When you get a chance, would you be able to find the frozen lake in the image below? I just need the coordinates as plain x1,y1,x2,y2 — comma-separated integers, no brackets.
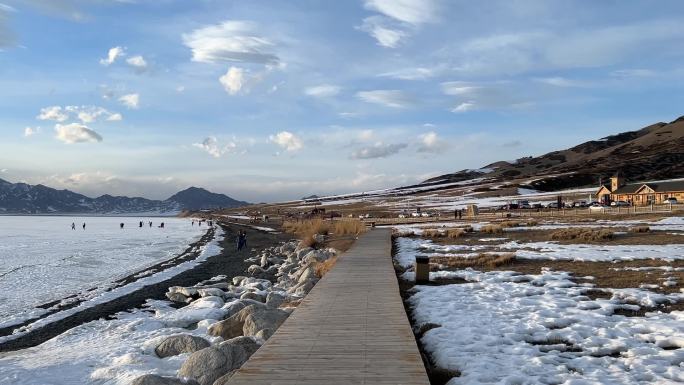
0,216,205,327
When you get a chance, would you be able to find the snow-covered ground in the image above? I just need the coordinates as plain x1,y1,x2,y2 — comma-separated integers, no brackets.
409,269,684,384
0,216,205,329
396,215,684,384
0,231,226,385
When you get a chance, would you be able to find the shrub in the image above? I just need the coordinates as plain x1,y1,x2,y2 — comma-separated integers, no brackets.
432,253,515,269
629,226,650,233
446,228,466,238
550,228,614,241
526,220,539,226
500,221,520,228
314,256,338,278
462,225,474,233
481,224,504,234
282,219,366,248
422,229,444,238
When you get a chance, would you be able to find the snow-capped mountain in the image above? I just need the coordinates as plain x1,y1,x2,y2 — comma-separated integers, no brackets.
0,180,248,214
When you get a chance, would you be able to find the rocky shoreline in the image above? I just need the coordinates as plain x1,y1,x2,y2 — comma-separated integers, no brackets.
129,231,338,385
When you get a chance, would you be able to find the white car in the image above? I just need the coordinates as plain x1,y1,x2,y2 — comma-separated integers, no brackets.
589,203,608,211
610,201,630,207
420,212,430,217
411,212,421,217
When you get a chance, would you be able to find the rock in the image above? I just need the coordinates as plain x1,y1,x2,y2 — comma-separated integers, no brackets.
240,292,265,303
179,337,260,385
198,288,226,298
207,315,244,340
169,286,198,297
232,276,247,286
130,374,199,385
211,372,235,385
242,307,289,337
295,247,314,259
255,328,275,340
260,253,269,268
155,334,210,358
191,296,225,308
288,279,315,296
166,291,190,303
265,292,285,309
313,233,325,244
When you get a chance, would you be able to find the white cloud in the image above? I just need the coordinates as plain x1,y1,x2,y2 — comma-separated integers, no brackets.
358,129,374,142
610,69,657,78
358,17,405,48
193,136,237,158
54,123,103,144
270,131,303,152
219,66,245,95
118,93,139,109
24,126,39,137
350,142,407,159
304,84,341,98
126,55,147,71
452,102,476,113
356,90,413,108
534,77,586,87
379,66,440,80
182,20,279,65
100,46,125,66
64,105,123,123
417,131,447,153
37,106,69,122
363,0,439,25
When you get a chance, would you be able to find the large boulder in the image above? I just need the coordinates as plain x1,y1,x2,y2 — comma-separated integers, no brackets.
207,315,244,340
130,374,199,385
240,291,265,303
242,307,289,338
178,337,260,385
169,286,198,297
265,292,286,309
166,292,190,303
232,276,247,286
154,334,210,358
198,288,226,298
211,373,234,385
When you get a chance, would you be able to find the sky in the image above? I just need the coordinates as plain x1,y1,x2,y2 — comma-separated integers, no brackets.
1,0,683,202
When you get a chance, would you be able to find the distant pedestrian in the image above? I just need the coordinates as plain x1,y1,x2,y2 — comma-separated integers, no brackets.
192,220,195,226
139,221,143,228
149,221,152,227
458,209,462,220
82,223,86,230
237,230,247,251
160,222,165,228
71,222,76,230
454,209,458,219
120,223,124,229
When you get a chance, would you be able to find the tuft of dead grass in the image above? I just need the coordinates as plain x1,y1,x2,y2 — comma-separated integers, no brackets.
282,219,366,247
446,228,466,238
550,228,614,242
630,225,650,233
314,256,338,278
526,220,539,226
422,229,444,238
431,253,516,269
500,220,520,228
481,224,504,234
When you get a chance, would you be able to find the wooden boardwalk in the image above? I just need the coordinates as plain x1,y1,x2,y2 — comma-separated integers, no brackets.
227,228,429,385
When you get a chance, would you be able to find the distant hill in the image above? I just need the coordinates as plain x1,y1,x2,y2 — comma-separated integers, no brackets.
424,115,684,191
168,187,248,210
0,179,248,214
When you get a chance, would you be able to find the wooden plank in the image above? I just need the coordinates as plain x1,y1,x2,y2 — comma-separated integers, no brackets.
227,228,429,385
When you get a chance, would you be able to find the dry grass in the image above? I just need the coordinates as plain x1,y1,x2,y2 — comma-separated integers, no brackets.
481,224,504,234
422,229,444,238
500,220,521,228
314,256,338,278
431,253,516,269
462,225,474,233
550,228,614,242
630,226,650,233
282,219,366,247
446,228,466,238
526,220,539,226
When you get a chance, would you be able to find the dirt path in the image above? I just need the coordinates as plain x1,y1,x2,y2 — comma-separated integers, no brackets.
0,222,290,352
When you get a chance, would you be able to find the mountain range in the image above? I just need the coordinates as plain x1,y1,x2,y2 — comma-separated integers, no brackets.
422,115,684,192
0,179,248,214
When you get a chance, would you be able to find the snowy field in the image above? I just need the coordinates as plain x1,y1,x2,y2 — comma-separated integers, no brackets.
396,216,684,384
0,216,206,329
0,236,225,385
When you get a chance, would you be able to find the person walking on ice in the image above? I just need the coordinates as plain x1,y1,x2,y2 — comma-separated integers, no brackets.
71,222,76,230
82,223,86,230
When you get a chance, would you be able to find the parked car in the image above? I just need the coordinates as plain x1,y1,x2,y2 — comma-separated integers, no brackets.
610,201,630,207
547,202,559,208
411,212,421,217
589,203,608,211
420,212,431,217
519,202,532,209
572,201,588,208
665,197,679,204
532,203,544,209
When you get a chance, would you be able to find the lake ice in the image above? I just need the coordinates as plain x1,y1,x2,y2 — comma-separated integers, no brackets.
0,216,205,328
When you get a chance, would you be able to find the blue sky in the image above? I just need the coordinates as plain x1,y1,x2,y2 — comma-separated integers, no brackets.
1,0,683,202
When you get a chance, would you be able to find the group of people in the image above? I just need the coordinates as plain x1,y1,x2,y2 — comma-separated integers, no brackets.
454,209,463,220
191,219,214,227
71,222,86,230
